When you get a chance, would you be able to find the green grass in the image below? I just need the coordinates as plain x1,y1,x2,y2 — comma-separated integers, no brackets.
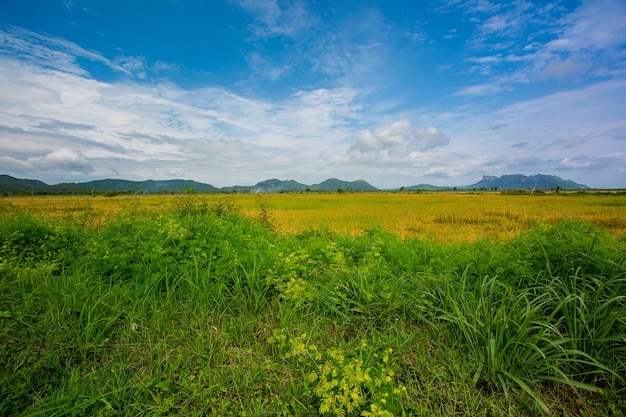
1,198,624,416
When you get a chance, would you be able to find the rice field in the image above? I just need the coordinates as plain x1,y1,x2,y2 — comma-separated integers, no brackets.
2,191,625,242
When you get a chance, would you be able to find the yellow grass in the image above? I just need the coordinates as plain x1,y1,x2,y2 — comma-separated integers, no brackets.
2,191,625,243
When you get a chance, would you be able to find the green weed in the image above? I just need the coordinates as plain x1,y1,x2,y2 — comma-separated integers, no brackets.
0,202,624,416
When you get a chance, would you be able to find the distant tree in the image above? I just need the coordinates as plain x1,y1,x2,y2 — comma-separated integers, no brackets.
336,188,345,194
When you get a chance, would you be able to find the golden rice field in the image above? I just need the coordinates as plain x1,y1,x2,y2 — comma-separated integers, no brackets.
2,191,625,243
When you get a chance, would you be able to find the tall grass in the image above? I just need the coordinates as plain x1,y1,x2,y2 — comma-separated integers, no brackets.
421,221,625,414
1,198,624,416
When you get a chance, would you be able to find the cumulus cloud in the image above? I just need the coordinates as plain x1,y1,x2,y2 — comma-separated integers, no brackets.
351,120,410,153
21,149,94,173
344,120,450,163
413,127,451,151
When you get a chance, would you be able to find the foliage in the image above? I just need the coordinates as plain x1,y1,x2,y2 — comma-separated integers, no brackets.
0,196,625,416
268,331,405,416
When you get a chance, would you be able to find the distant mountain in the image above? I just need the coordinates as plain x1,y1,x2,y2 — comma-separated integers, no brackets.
310,178,378,192
219,185,253,193
0,175,49,193
0,173,592,194
75,179,145,191
0,175,379,194
251,179,308,193
0,175,219,194
141,180,219,193
73,179,219,193
462,174,590,190
404,184,450,191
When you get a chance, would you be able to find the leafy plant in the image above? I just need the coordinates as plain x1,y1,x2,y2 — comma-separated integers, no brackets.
269,331,406,416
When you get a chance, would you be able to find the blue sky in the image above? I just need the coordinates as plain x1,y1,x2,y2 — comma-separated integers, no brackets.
1,0,625,188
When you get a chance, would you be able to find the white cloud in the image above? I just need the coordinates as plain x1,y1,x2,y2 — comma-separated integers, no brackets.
305,8,391,85
229,0,317,39
232,3,394,89
413,127,451,151
467,55,502,64
244,50,291,81
349,120,405,156
153,61,181,73
0,155,31,169
534,0,626,80
444,28,458,40
452,0,626,94
407,21,428,44
343,120,450,163
0,25,127,76
558,157,593,169
537,55,591,80
113,55,147,79
454,83,506,96
0,148,94,174
27,149,93,173
547,0,626,53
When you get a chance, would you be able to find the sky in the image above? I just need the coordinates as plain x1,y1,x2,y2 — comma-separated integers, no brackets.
0,0,625,189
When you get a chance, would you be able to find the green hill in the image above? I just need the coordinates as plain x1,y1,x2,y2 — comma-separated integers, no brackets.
310,178,378,192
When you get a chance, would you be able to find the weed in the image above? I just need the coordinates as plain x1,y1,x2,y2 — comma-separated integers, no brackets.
0,204,624,416
269,331,406,416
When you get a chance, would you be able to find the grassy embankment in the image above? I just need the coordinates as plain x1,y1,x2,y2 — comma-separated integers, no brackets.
1,192,625,416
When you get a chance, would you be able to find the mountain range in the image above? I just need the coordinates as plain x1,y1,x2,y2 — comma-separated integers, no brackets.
0,174,591,195
461,174,590,191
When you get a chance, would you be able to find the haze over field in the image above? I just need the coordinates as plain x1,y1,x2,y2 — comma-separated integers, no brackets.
1,0,625,188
